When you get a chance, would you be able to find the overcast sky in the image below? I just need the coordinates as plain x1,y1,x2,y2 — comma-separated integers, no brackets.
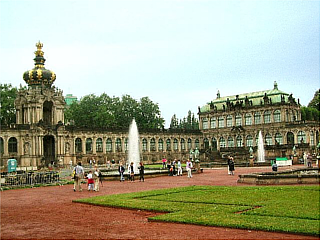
0,0,319,127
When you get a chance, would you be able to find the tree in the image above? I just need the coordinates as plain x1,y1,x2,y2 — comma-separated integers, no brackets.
0,84,18,125
307,89,320,110
169,111,199,130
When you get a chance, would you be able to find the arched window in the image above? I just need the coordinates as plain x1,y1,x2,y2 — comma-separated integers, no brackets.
187,138,192,150
236,135,243,147
211,137,217,150
273,110,281,123
218,116,224,128
298,131,306,143
235,114,242,126
75,138,82,153
125,138,129,152
310,131,314,146
202,118,208,129
86,138,93,153
227,115,233,127
8,137,18,153
166,139,171,151
227,136,234,148
173,138,179,151
106,138,112,152
245,113,252,126
96,138,103,152
195,139,200,149
204,138,209,149
246,135,253,147
158,139,163,151
254,112,261,124
265,133,272,146
150,138,156,151
264,110,271,124
287,132,294,145
0,137,4,154
180,138,185,150
142,138,147,151
210,117,216,128
116,138,122,152
275,133,283,145
219,137,226,148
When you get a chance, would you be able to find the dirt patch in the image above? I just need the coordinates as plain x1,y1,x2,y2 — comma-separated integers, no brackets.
1,166,317,239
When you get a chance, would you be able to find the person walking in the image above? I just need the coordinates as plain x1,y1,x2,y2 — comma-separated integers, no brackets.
93,166,101,192
186,159,193,178
138,162,145,182
177,159,183,176
162,158,167,169
73,162,84,192
228,157,235,175
118,162,125,182
129,162,135,182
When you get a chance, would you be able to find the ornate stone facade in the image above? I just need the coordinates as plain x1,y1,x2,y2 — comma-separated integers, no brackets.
0,43,318,169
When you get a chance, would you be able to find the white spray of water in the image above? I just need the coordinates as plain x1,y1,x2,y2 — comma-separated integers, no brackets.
257,130,265,162
128,119,140,173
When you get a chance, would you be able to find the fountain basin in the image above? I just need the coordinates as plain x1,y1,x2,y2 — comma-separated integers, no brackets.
237,168,319,185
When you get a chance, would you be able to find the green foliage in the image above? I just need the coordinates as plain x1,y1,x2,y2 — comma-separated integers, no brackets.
301,106,320,121
75,185,320,236
307,89,320,110
170,110,199,130
0,84,18,125
65,93,165,129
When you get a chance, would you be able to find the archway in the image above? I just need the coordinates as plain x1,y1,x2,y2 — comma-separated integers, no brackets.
287,132,294,145
43,135,55,166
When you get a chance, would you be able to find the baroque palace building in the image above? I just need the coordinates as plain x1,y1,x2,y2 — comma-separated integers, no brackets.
0,42,319,168
198,82,319,161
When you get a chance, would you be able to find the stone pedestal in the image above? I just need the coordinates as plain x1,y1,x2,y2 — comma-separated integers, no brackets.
249,157,254,167
293,156,298,164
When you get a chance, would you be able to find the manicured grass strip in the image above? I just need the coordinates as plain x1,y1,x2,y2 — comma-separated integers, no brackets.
74,185,319,236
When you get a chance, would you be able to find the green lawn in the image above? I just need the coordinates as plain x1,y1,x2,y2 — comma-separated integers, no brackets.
74,185,320,236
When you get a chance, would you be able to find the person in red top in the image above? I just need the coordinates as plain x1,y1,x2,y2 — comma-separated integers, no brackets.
87,171,94,191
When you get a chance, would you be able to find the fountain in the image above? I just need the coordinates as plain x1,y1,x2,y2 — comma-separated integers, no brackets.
128,119,140,173
257,130,265,162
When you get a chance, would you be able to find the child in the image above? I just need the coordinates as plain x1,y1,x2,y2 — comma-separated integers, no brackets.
87,171,94,191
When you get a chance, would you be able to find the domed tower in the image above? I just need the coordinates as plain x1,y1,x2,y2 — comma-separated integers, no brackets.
15,42,65,125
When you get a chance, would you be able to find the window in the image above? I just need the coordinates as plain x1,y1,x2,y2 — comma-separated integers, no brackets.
0,137,4,154
8,137,18,153
219,137,226,148
116,138,122,152
310,131,314,146
142,138,147,151
203,138,209,149
264,111,271,124
96,138,103,152
254,112,261,124
227,115,233,127
125,138,129,152
202,118,208,129
106,138,112,152
246,135,253,147
298,131,306,143
75,138,82,153
187,138,192,150
227,136,234,147
235,114,242,126
218,116,224,128
195,139,200,149
210,117,216,128
245,113,252,126
166,139,171,151
158,139,163,151
180,138,185,150
150,138,156,151
275,133,283,145
86,138,93,153
173,138,178,151
265,133,272,146
273,110,281,123
236,136,243,147
211,137,217,150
